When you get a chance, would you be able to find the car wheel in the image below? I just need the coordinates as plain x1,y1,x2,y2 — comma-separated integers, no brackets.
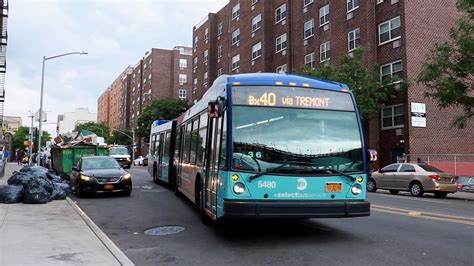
409,182,424,197
434,192,448,199
389,190,399,195
366,179,377,192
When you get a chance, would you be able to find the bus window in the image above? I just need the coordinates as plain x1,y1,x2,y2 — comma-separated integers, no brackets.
176,126,183,159
197,113,208,166
159,133,165,158
164,132,171,158
154,134,160,158
219,112,227,169
184,122,192,163
190,118,199,164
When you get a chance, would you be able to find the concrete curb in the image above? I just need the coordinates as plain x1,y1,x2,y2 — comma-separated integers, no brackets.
66,197,135,266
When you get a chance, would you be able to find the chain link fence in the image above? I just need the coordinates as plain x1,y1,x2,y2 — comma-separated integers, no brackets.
397,154,474,176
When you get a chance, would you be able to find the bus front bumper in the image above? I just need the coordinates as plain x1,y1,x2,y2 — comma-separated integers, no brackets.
223,200,370,218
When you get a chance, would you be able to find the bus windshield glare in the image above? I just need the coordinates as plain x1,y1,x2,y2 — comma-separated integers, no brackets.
232,86,363,174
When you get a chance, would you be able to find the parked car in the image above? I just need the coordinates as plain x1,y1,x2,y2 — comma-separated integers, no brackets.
367,163,457,198
70,156,132,197
133,156,146,166
457,176,474,192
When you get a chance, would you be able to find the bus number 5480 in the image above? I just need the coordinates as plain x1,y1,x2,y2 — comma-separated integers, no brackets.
258,181,277,189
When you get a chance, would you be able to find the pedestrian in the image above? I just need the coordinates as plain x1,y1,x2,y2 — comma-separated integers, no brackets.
3,149,9,162
16,150,21,165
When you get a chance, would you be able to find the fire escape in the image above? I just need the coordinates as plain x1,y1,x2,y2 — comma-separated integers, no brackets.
0,0,8,132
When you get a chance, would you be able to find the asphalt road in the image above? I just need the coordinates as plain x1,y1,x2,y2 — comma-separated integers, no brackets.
72,167,474,266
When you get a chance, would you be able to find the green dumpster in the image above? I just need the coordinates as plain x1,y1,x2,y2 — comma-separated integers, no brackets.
51,145,109,179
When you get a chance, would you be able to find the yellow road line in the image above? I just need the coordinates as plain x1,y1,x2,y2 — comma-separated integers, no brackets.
371,205,474,226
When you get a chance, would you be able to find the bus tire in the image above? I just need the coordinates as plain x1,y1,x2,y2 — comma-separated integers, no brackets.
153,164,158,184
173,168,182,197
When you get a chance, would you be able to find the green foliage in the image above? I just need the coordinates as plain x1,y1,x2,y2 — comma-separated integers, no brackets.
12,126,51,152
137,98,191,142
418,0,473,128
74,122,111,142
109,129,133,146
300,47,404,118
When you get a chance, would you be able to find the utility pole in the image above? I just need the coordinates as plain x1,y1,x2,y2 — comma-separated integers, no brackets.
28,114,34,166
132,128,135,163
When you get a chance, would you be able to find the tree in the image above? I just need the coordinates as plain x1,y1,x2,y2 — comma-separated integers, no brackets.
137,98,191,142
300,47,404,118
109,129,133,146
74,122,111,142
12,126,51,152
418,0,473,128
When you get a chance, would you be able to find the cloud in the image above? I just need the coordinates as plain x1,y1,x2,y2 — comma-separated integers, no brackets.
5,0,227,136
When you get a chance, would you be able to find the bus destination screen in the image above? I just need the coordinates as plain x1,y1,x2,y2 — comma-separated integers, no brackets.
232,86,355,111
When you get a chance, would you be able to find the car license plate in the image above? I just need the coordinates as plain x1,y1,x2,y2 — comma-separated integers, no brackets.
104,184,113,190
326,183,342,192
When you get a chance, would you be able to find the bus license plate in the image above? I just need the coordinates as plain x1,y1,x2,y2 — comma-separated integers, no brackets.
326,183,342,192
104,184,113,190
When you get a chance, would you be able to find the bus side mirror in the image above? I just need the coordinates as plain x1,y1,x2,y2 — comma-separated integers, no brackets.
367,149,378,163
208,97,226,118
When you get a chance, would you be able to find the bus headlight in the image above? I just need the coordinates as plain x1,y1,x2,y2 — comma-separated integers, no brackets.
351,184,362,195
233,182,245,194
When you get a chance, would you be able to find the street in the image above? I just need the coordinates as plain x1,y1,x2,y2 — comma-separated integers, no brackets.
71,167,474,266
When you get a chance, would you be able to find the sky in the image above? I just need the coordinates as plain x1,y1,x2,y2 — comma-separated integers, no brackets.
5,0,228,136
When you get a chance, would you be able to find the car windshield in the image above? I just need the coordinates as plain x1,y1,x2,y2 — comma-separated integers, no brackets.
418,164,444,172
109,147,129,155
82,157,121,170
232,106,364,174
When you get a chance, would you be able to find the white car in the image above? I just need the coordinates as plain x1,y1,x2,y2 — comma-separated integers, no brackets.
134,156,146,166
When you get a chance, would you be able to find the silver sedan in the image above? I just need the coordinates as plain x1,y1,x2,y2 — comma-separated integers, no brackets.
367,163,457,198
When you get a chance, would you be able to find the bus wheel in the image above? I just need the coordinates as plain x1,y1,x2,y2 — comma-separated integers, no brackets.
173,168,182,197
153,164,157,184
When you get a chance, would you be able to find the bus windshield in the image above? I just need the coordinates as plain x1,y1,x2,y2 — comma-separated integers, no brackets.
232,106,364,174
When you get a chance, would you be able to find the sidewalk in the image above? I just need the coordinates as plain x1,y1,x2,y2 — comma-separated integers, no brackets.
0,163,134,266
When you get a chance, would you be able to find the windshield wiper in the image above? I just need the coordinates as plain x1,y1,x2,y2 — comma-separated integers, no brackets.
248,161,317,182
316,167,356,181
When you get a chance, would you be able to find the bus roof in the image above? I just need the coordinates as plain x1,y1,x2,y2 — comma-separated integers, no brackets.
150,120,173,135
223,73,349,91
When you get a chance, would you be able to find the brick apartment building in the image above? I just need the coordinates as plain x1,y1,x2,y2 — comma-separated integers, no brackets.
193,0,474,174
98,46,193,130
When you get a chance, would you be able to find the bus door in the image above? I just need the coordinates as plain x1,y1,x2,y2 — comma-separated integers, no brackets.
176,125,185,188
204,114,225,214
161,132,171,180
158,132,165,179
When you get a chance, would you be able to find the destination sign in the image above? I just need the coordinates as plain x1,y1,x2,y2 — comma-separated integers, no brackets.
232,86,355,111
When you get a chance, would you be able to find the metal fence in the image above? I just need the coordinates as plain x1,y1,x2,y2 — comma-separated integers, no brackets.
397,154,474,176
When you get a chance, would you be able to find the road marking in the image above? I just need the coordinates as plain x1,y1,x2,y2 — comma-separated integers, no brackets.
372,204,474,226
370,192,453,205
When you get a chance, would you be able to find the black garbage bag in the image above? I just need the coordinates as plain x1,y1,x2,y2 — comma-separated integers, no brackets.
23,179,51,204
7,171,35,188
0,185,24,204
20,166,50,174
51,182,71,200
36,177,55,194
46,172,64,183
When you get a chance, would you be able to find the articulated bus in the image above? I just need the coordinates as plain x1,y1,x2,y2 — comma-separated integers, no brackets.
149,73,375,223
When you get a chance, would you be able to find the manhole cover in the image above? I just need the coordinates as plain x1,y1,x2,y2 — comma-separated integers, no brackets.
144,226,186,236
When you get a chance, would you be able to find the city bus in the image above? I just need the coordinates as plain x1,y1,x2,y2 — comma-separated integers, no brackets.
149,73,375,223
148,119,176,184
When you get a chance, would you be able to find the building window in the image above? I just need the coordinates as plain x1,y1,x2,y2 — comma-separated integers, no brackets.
275,4,287,24
304,0,314,7
379,16,401,45
204,72,208,85
276,64,287,73
148,74,152,80
347,0,359,12
319,4,329,26
252,0,258,5
276,34,287,53
179,74,187,84
320,41,331,62
204,50,209,63
232,28,240,45
304,19,315,39
217,68,223,76
179,89,187,99
304,52,315,68
232,3,240,20
193,57,198,69
381,60,403,81
194,36,198,48
204,28,209,41
252,42,262,60
252,14,262,32
232,54,240,71
348,28,361,52
179,59,187,68
382,104,404,129
217,22,223,36
194,78,198,85
218,45,223,58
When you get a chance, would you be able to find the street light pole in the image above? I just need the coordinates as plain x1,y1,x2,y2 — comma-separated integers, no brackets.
28,114,34,166
37,51,87,165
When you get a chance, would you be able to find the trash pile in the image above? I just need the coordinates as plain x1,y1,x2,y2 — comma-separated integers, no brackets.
0,166,71,204
53,130,100,147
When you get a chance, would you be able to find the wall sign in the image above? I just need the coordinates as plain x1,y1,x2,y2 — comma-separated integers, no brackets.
411,102,426,128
